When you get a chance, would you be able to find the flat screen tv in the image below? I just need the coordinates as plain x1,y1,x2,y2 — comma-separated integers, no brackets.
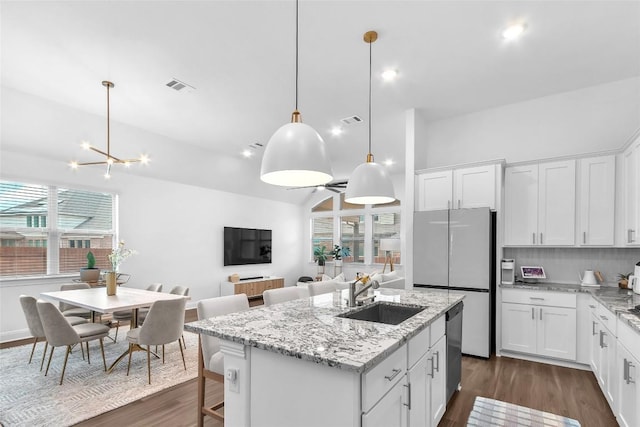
224,226,272,266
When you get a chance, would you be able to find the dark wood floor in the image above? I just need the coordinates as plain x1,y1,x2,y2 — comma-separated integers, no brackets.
5,307,617,426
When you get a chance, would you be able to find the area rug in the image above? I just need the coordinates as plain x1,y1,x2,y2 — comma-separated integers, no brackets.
0,328,199,427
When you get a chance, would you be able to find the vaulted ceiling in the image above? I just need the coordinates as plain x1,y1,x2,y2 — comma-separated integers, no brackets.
2,1,639,203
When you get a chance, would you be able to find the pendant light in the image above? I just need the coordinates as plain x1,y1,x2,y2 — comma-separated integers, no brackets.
70,81,149,179
345,31,395,205
260,0,333,187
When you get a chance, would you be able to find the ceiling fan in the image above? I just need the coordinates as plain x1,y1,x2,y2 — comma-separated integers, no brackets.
287,180,348,193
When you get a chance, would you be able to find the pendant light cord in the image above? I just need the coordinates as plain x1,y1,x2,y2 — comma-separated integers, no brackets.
295,0,299,112
106,83,111,157
368,38,372,156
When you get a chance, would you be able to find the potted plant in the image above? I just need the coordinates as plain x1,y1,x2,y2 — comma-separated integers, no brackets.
314,245,328,274
618,272,632,289
79,251,100,283
331,245,351,266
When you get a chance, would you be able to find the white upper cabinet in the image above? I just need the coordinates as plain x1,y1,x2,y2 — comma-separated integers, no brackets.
538,160,576,246
416,164,497,211
416,170,453,211
623,137,640,246
504,160,576,246
579,155,615,246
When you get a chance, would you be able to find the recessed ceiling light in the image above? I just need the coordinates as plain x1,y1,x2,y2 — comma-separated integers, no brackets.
330,127,343,136
242,149,253,158
381,69,398,82
383,159,394,166
502,23,526,41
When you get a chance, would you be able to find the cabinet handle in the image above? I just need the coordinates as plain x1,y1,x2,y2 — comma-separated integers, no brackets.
589,304,596,309
599,330,607,348
592,321,597,336
600,315,608,321
540,308,542,320
532,307,535,320
428,357,435,378
628,360,636,385
533,233,536,244
458,199,461,209
624,358,629,382
540,233,544,245
629,229,636,244
434,351,440,373
385,368,401,381
583,232,586,244
403,383,412,409
447,200,451,210
529,297,545,300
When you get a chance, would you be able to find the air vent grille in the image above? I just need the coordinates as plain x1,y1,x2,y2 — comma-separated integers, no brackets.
165,78,195,93
340,115,363,125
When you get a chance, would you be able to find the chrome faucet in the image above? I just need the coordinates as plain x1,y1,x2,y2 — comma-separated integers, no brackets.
348,277,380,307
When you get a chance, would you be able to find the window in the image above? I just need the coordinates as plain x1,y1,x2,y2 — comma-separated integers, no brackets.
0,181,115,278
373,213,401,265
312,217,333,257
340,215,365,263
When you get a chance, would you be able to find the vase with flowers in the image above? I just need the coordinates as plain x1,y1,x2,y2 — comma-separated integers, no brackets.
105,241,137,295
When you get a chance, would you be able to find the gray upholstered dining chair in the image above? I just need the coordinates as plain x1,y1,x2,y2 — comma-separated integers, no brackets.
125,297,187,384
196,294,250,424
59,283,92,319
113,283,163,341
169,286,190,349
307,281,337,296
36,300,110,385
263,286,309,306
19,295,88,371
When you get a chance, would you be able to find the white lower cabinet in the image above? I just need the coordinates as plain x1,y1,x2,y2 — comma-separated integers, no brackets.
616,340,639,427
363,315,447,427
362,378,408,427
501,289,576,361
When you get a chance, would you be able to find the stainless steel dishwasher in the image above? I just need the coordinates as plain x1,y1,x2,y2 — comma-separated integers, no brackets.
446,301,463,403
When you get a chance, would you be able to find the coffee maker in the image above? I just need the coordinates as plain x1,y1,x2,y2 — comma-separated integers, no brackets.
631,261,640,294
501,259,515,285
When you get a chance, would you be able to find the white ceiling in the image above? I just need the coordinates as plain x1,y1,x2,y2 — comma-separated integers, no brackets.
2,0,639,204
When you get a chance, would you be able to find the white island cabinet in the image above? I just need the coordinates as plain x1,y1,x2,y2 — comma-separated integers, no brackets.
185,289,463,427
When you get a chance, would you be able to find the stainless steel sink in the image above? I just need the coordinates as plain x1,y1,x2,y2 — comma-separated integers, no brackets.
337,302,427,325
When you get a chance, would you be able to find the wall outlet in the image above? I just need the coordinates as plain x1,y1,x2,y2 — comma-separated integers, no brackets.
226,368,239,393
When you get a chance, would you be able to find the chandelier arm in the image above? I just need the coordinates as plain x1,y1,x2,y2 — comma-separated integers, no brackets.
77,161,109,166
88,146,122,161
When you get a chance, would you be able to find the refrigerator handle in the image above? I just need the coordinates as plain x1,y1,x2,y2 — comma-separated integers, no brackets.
532,233,536,245
457,199,461,209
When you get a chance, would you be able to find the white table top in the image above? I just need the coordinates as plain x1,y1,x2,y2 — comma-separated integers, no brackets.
40,287,189,314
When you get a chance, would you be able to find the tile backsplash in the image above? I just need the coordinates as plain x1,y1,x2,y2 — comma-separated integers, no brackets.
503,247,640,286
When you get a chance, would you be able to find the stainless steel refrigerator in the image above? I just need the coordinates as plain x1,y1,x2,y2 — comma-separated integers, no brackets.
413,207,495,358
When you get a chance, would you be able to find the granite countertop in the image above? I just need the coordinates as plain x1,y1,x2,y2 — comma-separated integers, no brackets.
184,288,464,373
501,282,640,333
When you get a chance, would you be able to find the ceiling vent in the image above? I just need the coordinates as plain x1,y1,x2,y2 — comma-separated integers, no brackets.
165,78,195,93
340,115,363,125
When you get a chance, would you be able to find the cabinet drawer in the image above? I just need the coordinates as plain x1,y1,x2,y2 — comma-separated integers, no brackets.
362,344,407,412
430,315,445,347
502,289,576,308
408,325,430,369
596,303,616,336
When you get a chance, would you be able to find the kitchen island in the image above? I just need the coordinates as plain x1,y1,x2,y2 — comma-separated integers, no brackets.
185,288,464,427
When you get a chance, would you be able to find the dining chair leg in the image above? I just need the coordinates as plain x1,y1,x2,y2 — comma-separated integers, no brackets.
147,345,151,385
60,346,71,385
181,334,186,349
197,337,205,427
80,342,85,360
114,321,120,342
28,337,38,363
40,341,49,371
179,339,186,370
162,345,165,364
86,341,91,365
45,346,55,376
126,343,133,376
99,338,107,371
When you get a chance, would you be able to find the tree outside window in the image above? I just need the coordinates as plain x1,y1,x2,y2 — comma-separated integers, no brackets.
340,215,364,263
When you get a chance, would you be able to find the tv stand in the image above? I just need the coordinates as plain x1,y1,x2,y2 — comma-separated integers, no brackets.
220,277,284,299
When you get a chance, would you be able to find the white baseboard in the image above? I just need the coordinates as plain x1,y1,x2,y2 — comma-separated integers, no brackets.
1,328,32,344
498,350,592,371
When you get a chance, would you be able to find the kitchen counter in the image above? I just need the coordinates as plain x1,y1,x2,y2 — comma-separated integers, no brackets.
185,288,464,373
501,282,640,333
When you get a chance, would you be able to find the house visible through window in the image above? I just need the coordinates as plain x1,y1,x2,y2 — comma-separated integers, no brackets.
0,180,115,278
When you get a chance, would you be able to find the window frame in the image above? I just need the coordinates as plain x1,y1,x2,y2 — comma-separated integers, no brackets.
0,179,118,280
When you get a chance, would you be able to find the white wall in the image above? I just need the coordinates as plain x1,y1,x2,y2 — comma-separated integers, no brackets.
416,77,640,169
0,151,304,342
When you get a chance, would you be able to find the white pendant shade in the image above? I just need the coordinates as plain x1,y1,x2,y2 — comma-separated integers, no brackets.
260,121,333,187
345,161,395,205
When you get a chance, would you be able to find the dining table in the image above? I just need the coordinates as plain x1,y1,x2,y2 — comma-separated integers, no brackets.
40,286,190,372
